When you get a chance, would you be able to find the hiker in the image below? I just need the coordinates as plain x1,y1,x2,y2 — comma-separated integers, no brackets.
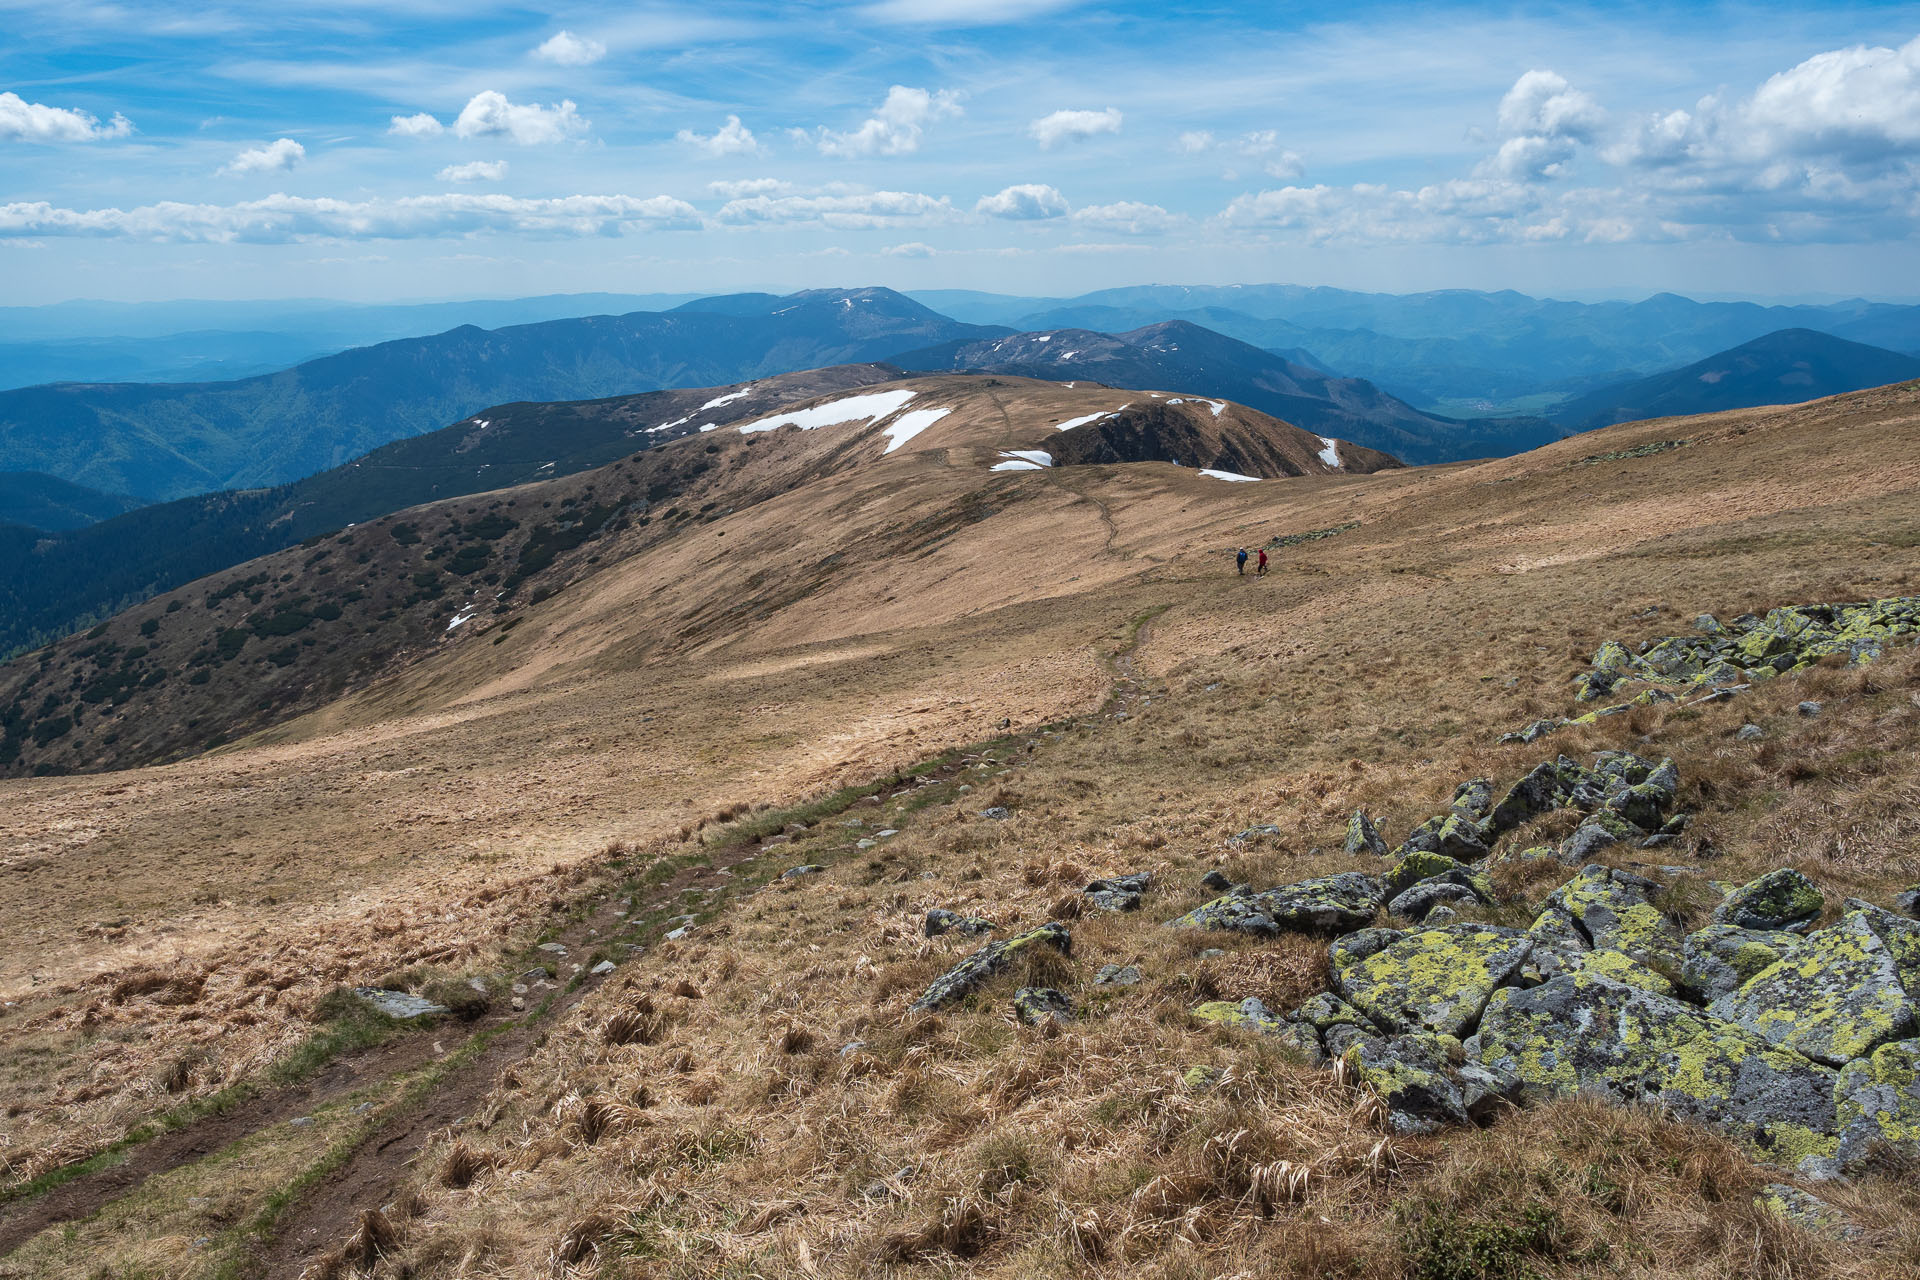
1256,548,1269,575
1235,547,1249,575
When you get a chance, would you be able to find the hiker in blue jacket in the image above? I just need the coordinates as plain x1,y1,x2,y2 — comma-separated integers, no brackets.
1235,547,1249,575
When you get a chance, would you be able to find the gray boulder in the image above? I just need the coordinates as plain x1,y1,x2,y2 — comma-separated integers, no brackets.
1084,872,1151,912
1834,1037,1920,1173
1343,810,1388,856
925,908,994,938
1012,987,1075,1026
1331,922,1534,1038
910,922,1071,1012
1163,873,1383,937
1680,924,1802,1002
1713,868,1824,934
1388,872,1488,923
1341,1032,1468,1135
1709,910,1917,1066
1546,864,1685,976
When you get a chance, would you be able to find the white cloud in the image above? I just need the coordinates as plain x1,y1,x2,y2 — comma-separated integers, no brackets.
453,91,588,145
707,177,791,198
860,0,1083,24
715,189,956,229
0,92,131,143
0,192,701,242
677,115,761,157
438,160,507,183
1480,69,1604,180
1176,130,1215,155
219,138,304,176
1072,200,1181,235
816,86,962,157
534,30,606,67
389,113,445,138
974,183,1069,220
882,241,937,257
1028,107,1122,149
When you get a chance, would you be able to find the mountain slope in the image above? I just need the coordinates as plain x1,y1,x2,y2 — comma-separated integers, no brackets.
0,472,143,532
0,288,1005,502
896,319,1560,463
0,365,903,657
0,374,1389,776
1553,328,1920,429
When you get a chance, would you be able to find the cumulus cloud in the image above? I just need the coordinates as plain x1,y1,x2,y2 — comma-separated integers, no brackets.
882,241,937,257
220,138,304,176
1028,107,1121,149
388,112,444,138
391,93,588,146
0,192,701,242
438,160,507,182
1480,69,1604,180
677,115,761,157
1072,200,1181,234
974,183,1069,220
715,189,956,228
0,92,132,142
534,30,606,66
1176,130,1214,154
707,177,792,198
815,86,962,157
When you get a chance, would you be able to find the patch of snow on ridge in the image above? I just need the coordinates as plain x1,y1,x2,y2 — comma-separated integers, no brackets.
999,450,1052,466
1207,400,1227,416
736,389,919,435
446,605,479,632
991,459,1044,471
471,418,490,429
647,414,693,434
881,407,953,454
1052,405,1130,431
1317,436,1341,468
1199,468,1261,482
698,387,754,411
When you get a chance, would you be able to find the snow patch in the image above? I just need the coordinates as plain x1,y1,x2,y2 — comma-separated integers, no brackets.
736,389,919,435
881,407,953,453
998,449,1053,466
446,606,479,633
1206,400,1227,416
698,386,753,411
648,414,693,433
1199,468,1261,483
1317,436,1341,468
697,423,720,432
470,418,490,429
1035,333,1051,342
991,460,1045,471
1052,404,1131,431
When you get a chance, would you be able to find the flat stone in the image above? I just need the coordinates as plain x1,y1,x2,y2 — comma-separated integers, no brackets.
353,987,449,1020
925,908,994,938
1834,1037,1920,1173
1713,869,1824,934
1094,964,1142,986
1709,910,1917,1067
781,864,825,879
1012,986,1074,1025
590,960,617,976
1333,923,1534,1038
1681,924,1802,1002
910,922,1072,1012
1163,873,1383,937
979,807,1012,820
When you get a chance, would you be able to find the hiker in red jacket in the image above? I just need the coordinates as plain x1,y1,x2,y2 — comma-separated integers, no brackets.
1256,548,1269,576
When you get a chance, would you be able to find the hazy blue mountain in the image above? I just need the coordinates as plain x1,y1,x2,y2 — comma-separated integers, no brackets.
0,472,144,532
1552,329,1920,430
0,288,1004,502
893,319,1562,464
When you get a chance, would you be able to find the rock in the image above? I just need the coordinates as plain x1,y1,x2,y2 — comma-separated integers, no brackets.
910,922,1072,1012
1499,718,1563,746
1344,810,1388,856
1085,872,1151,912
1547,864,1685,975
856,839,877,849
925,908,994,938
1603,758,1679,830
1342,1033,1468,1134
1199,869,1235,892
1488,758,1578,832
538,943,569,956
1163,873,1384,937
288,1115,315,1128
1473,970,1838,1164
1183,1064,1222,1091
1834,1037,1920,1173
1736,724,1765,741
781,865,825,880
1292,992,1374,1035
1451,777,1496,822
1797,701,1823,717
1457,1060,1523,1123
762,834,792,847
1193,996,1288,1034
1387,876,1485,923
353,987,449,1020
1384,851,1467,895
664,926,689,941
510,995,525,1011
1713,869,1824,934
1332,923,1534,1038
980,806,1012,821
1756,1184,1861,1240
1012,987,1075,1026
1228,823,1282,845
876,829,899,839
1425,906,1460,926
1681,924,1803,1002
1694,613,1723,633
1094,964,1142,986
1895,887,1920,920
1557,820,1622,864
1709,910,1917,1066
590,960,617,976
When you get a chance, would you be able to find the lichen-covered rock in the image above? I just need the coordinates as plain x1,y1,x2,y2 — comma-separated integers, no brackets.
1328,927,1405,976
1343,1033,1468,1134
1163,873,1384,937
1487,757,1585,832
354,988,448,1020
1332,923,1534,1038
1682,924,1803,1002
1473,970,1838,1164
1451,778,1496,822
1757,1184,1860,1239
1558,819,1622,864
1709,911,1917,1067
1396,813,1490,862
1385,851,1467,896
1344,810,1388,856
1894,887,1920,920
1547,864,1686,977
1292,992,1374,1035
1084,871,1151,912
1714,869,1824,934
1193,996,1287,1033
1012,987,1074,1025
1388,876,1485,923
1182,1064,1221,1091
1603,758,1679,830
1834,1037,1920,1172
1094,963,1142,986
910,922,1071,1012
925,908,994,938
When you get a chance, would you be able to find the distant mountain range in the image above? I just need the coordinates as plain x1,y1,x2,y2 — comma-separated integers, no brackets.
0,289,1006,502
895,320,1561,464
1552,329,1920,429
0,472,143,532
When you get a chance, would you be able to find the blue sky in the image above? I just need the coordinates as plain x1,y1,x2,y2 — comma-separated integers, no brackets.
2,1,1918,303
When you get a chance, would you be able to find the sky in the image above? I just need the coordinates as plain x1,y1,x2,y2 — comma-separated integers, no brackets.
2,0,1919,304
